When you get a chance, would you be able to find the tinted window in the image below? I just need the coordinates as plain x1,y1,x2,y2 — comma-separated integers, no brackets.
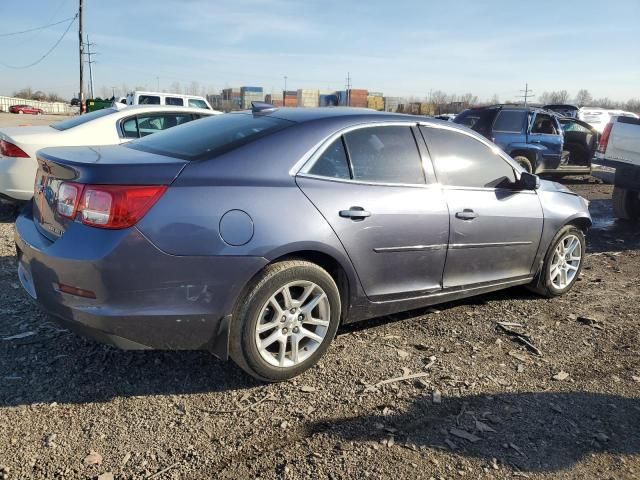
166,97,184,106
188,99,209,109
309,138,350,179
122,113,194,139
531,113,557,134
139,95,160,105
453,109,497,137
343,126,424,184
51,108,116,131
492,110,525,133
423,127,516,188
128,113,293,160
122,117,138,138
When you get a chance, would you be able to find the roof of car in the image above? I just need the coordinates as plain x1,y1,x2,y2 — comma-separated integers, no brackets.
113,104,222,115
462,104,552,114
231,106,439,124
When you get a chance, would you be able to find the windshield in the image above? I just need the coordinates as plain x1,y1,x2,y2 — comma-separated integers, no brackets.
127,113,294,160
453,109,497,138
51,108,116,131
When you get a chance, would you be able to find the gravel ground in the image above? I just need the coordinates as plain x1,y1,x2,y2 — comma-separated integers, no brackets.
0,176,639,480
0,112,69,127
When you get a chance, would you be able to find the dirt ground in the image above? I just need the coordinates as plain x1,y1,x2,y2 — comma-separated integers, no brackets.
0,112,69,128
0,170,638,479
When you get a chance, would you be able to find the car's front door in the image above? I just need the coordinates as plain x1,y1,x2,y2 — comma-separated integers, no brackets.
528,112,564,170
297,125,450,300
420,125,544,288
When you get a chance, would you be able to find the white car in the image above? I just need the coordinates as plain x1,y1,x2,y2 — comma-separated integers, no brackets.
0,105,221,201
124,91,213,110
579,107,639,133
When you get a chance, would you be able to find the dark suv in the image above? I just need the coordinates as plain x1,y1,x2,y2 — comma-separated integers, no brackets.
454,106,595,175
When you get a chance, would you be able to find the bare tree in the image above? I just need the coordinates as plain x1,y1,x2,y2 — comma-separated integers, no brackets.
574,89,593,107
169,81,182,94
189,81,200,95
460,93,478,106
490,93,500,105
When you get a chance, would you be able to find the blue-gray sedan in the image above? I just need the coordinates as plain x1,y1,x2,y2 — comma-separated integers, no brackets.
15,106,591,381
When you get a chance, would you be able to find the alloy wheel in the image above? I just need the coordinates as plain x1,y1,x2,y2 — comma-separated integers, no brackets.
254,281,330,367
549,234,582,289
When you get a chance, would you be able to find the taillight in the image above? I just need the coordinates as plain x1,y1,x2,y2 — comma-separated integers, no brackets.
597,123,613,154
56,182,166,229
0,139,29,158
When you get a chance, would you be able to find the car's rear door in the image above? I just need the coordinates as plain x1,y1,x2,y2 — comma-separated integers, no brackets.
420,125,544,288
296,124,449,300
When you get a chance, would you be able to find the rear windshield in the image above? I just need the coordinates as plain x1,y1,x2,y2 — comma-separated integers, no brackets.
126,113,294,160
51,108,116,131
453,109,497,137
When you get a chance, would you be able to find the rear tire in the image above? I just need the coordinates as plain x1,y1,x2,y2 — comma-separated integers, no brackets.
229,260,341,382
612,186,640,221
528,225,585,298
513,155,533,173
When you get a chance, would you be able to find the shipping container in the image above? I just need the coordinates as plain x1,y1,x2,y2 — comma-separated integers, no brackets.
296,89,319,108
241,86,263,93
319,94,339,107
367,96,384,111
384,97,401,112
283,95,298,107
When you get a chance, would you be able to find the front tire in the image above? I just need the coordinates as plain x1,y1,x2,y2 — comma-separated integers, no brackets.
528,225,585,297
229,260,341,381
513,155,533,173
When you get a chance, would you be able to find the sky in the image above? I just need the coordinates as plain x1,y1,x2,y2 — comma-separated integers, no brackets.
0,0,639,102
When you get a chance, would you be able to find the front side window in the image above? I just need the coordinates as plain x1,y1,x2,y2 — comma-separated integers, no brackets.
343,126,425,184
531,113,557,134
492,110,526,133
166,97,184,106
138,95,160,105
309,138,350,179
188,99,209,109
423,127,516,188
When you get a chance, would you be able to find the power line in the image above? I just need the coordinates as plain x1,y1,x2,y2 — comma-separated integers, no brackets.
0,13,78,69
0,15,77,37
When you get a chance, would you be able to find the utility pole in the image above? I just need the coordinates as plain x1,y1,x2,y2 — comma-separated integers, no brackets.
345,72,351,106
85,34,96,99
156,76,160,91
283,75,287,93
518,82,535,107
78,0,84,112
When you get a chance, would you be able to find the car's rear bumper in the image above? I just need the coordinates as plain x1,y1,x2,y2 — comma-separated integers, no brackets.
0,155,37,201
15,204,269,358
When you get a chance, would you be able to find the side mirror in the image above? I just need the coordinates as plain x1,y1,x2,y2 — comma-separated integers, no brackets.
517,171,540,190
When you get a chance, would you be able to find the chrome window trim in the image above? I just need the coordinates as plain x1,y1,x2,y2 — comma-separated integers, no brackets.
290,121,431,186
296,172,442,190
449,241,533,249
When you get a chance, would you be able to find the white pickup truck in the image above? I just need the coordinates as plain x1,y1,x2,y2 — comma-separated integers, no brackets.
594,116,640,220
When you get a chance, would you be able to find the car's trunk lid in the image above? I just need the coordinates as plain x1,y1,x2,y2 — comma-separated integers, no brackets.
33,145,187,241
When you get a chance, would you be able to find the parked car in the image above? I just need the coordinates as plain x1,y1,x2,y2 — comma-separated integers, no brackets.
0,105,220,201
543,104,579,118
594,115,640,220
579,107,639,133
125,91,213,110
15,106,591,381
434,113,456,121
9,105,43,115
454,105,592,175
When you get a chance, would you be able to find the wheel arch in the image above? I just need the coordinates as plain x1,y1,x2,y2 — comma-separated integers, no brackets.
566,215,592,232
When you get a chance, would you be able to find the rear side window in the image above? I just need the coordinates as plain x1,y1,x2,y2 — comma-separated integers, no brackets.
343,126,425,184
122,113,195,139
492,110,526,133
423,127,515,188
127,113,293,160
166,97,184,106
309,138,350,179
188,99,209,109
139,95,160,105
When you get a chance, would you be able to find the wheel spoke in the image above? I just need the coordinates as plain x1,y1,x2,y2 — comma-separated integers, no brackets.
260,330,281,350
560,269,568,287
567,264,578,272
302,317,330,327
302,293,326,314
290,336,300,363
281,286,294,309
278,338,286,367
257,320,280,334
299,327,323,343
297,284,315,306
550,265,560,281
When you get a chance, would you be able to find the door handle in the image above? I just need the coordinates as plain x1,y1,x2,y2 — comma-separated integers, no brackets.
455,209,478,220
339,206,371,220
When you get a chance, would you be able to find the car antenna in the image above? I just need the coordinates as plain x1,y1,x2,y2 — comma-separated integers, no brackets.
251,101,278,114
